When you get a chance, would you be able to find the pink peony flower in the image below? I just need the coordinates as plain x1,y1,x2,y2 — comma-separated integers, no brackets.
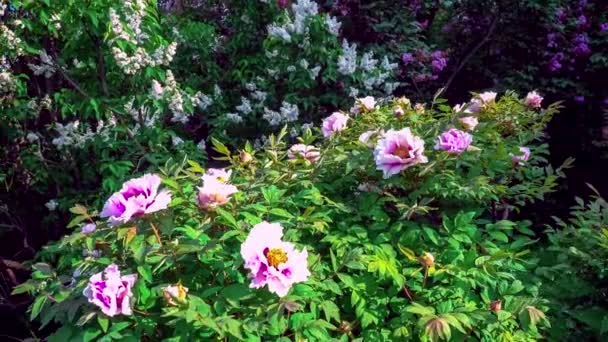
357,96,376,112
240,221,310,297
100,174,172,226
197,170,238,210
478,91,497,105
373,128,428,179
288,144,320,163
458,116,479,131
322,112,349,138
435,128,473,154
511,147,531,166
524,91,543,109
83,264,137,317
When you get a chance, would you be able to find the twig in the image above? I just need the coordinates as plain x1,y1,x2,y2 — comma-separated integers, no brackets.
443,15,499,94
95,38,110,97
55,63,92,100
150,222,163,246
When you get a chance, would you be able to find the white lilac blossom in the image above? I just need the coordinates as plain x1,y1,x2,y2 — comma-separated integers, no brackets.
381,56,398,71
299,59,309,69
309,66,321,79
292,0,318,34
171,135,184,146
251,90,268,102
245,83,257,91
226,113,244,124
197,139,206,151
27,50,56,78
286,65,296,73
325,16,341,36
360,52,378,72
236,97,253,114
192,92,213,110
45,199,58,211
268,24,291,42
280,101,299,123
0,71,15,93
263,108,282,126
349,87,359,98
301,122,314,131
150,80,164,99
26,132,39,143
1,25,24,55
265,49,279,59
338,40,358,75
52,120,113,149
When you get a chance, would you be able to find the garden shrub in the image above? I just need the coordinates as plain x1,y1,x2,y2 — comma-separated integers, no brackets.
535,191,608,340
15,92,571,341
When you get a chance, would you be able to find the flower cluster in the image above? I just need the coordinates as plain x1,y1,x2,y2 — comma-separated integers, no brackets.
401,49,449,83
51,119,115,149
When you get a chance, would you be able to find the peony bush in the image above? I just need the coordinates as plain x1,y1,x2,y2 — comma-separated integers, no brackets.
16,92,575,341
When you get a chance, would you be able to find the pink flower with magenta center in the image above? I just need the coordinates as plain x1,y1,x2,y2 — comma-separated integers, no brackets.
83,264,137,317
458,116,479,131
198,169,238,210
100,174,172,226
288,144,320,163
435,128,473,154
373,128,428,179
524,91,543,109
322,112,349,138
241,221,310,297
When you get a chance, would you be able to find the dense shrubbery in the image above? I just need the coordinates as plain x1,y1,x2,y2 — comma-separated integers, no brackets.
1,0,608,341
17,94,569,341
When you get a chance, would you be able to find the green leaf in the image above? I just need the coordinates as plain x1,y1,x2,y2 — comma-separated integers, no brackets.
216,207,239,229
270,208,294,219
98,315,109,333
406,303,435,316
489,231,509,243
30,296,47,320
321,301,340,323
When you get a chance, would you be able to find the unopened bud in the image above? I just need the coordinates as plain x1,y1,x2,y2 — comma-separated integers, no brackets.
240,151,252,163
163,283,188,306
418,252,435,268
490,300,502,312
394,105,405,117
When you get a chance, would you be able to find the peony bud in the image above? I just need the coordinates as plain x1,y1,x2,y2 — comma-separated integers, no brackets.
490,300,502,312
240,151,252,163
418,252,435,268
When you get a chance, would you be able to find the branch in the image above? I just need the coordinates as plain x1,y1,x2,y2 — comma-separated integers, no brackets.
443,15,499,94
95,38,110,97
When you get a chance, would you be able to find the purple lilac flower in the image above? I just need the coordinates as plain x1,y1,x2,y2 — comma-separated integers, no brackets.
600,23,608,32
546,33,558,48
100,174,172,226
434,129,473,154
574,95,585,103
577,15,587,28
401,53,415,65
431,58,447,74
549,54,563,72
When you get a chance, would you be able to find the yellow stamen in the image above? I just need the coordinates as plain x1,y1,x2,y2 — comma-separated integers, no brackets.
266,248,288,268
